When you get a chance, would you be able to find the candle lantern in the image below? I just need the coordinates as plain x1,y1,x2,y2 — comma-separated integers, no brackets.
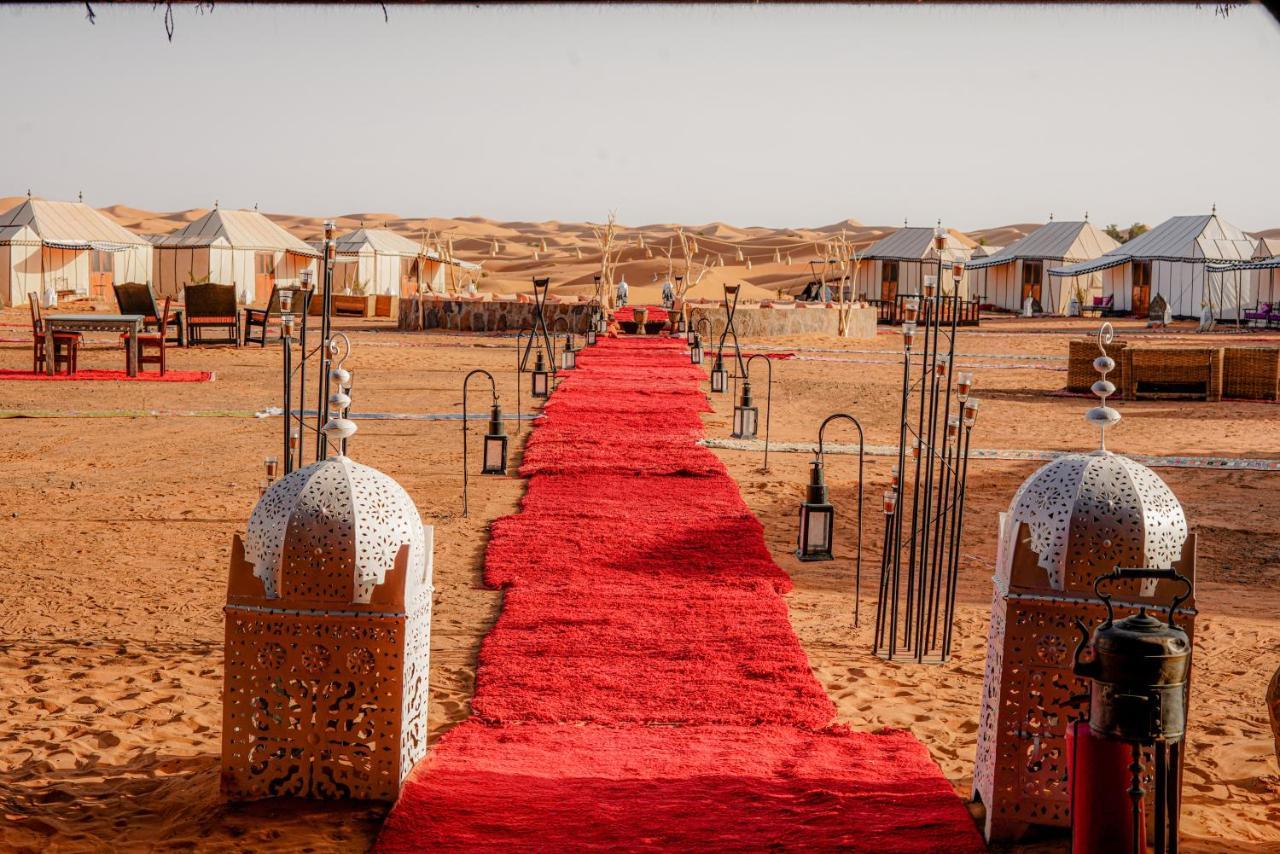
951,259,966,283
972,324,1197,844
956,371,974,401
585,324,598,346
934,224,948,252
223,416,433,802
483,401,509,475
710,353,728,393
903,297,920,324
560,333,577,371
796,459,835,561
531,351,549,398
690,333,704,365
923,275,937,299
902,321,917,350
731,379,758,439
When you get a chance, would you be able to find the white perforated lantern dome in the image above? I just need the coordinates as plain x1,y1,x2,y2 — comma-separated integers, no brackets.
223,454,433,802
243,455,429,606
994,450,1188,596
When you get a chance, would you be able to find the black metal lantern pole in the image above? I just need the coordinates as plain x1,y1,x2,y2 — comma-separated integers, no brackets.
461,368,508,517
314,220,337,461
795,413,866,625
874,227,976,663
278,272,319,475
519,276,556,377
712,284,745,395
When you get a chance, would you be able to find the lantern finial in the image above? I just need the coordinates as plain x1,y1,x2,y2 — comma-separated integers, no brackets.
1084,322,1121,452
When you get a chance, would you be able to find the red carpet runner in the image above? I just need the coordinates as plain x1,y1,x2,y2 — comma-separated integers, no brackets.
379,336,984,852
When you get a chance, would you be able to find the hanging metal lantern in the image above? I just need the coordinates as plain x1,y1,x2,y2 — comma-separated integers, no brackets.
560,333,577,371
586,324,598,346
690,333,704,365
796,459,835,561
482,401,509,475
710,353,728,393
531,351,549,398
731,379,758,439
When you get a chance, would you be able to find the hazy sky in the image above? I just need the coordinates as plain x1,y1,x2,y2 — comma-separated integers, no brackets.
2,4,1278,231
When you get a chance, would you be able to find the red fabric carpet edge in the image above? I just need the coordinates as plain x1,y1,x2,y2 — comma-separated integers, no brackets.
0,369,213,383
378,335,984,852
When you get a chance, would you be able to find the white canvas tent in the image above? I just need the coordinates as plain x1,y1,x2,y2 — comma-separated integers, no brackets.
1049,213,1256,319
0,197,153,307
967,221,1119,313
151,207,319,304
854,227,977,300
329,228,480,296
1205,239,1280,323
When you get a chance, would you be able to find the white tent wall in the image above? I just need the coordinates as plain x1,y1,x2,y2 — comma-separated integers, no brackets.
114,244,153,286
1252,266,1280,307
1098,262,1207,318
153,246,213,299
854,257,970,301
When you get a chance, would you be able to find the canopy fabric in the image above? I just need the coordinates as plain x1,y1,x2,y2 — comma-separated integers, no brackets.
152,208,319,256
0,198,150,248
1207,256,1280,272
1048,254,1133,277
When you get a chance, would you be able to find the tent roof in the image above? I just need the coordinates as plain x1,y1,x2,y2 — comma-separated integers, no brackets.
1253,237,1280,259
967,221,1120,270
0,198,150,249
1207,255,1280,272
863,227,975,260
334,227,425,256
152,208,319,256
1050,214,1256,276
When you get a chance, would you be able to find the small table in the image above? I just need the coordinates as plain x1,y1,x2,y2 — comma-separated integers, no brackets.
44,314,144,376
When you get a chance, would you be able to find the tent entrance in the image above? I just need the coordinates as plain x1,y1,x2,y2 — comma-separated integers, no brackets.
1132,261,1152,315
254,252,275,304
880,261,899,301
1021,260,1043,306
89,249,114,300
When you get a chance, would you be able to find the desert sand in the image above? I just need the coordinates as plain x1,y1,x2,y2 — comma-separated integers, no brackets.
1,204,1278,852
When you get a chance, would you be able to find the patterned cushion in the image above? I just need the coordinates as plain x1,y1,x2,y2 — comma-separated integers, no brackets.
189,315,238,323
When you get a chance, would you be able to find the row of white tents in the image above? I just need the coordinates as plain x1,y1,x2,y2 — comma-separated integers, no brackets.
0,197,479,308
854,212,1273,319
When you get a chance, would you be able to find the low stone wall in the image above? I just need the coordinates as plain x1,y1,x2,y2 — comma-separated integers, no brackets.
398,294,593,333
396,295,877,340
685,304,877,339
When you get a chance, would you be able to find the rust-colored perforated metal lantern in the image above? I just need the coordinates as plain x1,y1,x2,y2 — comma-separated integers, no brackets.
972,450,1196,842
222,455,433,802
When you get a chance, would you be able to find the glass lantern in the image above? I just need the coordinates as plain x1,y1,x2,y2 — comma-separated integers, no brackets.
934,224,948,252
902,297,919,324
280,287,294,313
951,259,966,283
902,321,917,351
531,351,550,398
731,380,758,440
561,334,577,371
710,354,728,393
796,459,835,561
923,275,937,299
963,397,980,429
586,325,597,346
956,371,974,402
690,334,704,365
483,401,508,475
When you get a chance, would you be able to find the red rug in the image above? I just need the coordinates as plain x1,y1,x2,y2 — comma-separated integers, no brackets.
0,369,214,383
613,304,670,323
378,337,984,852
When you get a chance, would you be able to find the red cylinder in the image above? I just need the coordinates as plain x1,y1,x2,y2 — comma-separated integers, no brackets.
1068,720,1146,854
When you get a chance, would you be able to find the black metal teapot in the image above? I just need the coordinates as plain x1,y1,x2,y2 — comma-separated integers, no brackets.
1073,567,1193,744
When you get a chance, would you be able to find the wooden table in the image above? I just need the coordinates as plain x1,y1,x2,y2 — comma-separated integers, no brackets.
44,313,144,376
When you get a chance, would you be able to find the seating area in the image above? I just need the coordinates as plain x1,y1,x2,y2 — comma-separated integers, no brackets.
1081,295,1115,316
1243,303,1280,328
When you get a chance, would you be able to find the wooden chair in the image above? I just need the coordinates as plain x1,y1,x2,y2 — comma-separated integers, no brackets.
29,294,81,374
243,287,311,346
131,297,173,375
114,282,185,346
183,283,240,346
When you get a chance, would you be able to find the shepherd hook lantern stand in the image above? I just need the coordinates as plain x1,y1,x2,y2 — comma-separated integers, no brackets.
461,369,507,517
796,413,866,625
735,353,775,471
874,232,979,664
691,317,713,366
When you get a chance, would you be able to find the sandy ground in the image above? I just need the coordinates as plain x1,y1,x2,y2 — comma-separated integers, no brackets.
0,307,1277,852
